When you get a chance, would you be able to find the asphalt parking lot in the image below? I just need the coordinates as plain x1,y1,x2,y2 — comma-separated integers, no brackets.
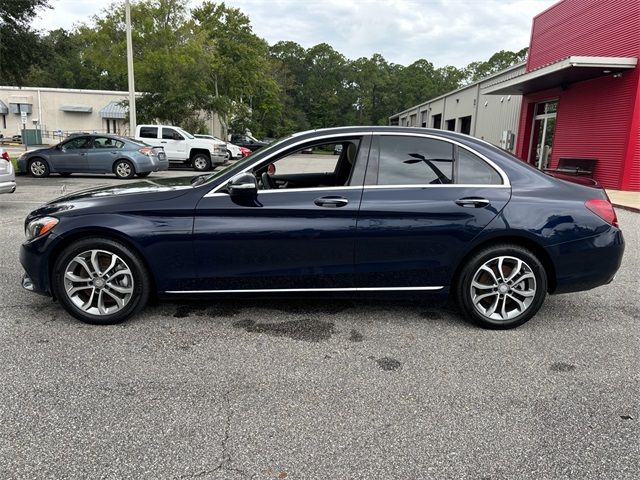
1,171,638,479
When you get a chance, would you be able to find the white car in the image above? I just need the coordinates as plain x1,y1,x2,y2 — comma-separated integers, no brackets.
0,148,16,194
194,134,242,160
134,125,226,172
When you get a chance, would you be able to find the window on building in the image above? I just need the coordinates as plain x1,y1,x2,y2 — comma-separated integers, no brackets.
432,114,442,129
459,116,472,135
377,136,454,185
445,119,456,131
409,114,417,126
421,111,428,127
455,148,502,185
139,126,158,139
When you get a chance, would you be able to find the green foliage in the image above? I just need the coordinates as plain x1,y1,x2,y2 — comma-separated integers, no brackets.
12,0,528,137
0,0,51,85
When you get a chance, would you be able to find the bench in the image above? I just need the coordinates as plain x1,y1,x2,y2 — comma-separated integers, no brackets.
544,157,597,177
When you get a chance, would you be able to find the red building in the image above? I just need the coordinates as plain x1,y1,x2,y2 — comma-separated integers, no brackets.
486,0,640,191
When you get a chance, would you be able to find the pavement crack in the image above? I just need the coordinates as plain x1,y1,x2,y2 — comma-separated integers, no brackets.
217,388,253,479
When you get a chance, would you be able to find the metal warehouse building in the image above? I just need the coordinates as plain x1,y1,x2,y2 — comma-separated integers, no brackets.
391,0,640,192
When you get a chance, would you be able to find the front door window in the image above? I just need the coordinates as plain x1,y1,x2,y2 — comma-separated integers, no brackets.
529,100,557,170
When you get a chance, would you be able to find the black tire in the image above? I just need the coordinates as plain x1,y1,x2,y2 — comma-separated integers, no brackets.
191,153,211,172
51,237,151,325
29,158,50,178
455,244,547,329
226,150,232,160
60,172,72,177
113,159,135,179
137,172,151,178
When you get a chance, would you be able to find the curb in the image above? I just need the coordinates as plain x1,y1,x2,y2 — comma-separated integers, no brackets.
612,203,640,214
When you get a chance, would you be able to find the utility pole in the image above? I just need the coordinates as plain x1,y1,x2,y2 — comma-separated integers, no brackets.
125,0,137,135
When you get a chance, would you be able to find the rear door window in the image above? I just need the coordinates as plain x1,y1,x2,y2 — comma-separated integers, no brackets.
455,148,502,185
377,136,453,185
139,127,158,139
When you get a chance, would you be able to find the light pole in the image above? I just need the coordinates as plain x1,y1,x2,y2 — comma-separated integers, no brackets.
125,0,137,135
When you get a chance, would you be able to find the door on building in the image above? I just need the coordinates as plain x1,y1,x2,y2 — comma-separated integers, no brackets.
528,100,557,170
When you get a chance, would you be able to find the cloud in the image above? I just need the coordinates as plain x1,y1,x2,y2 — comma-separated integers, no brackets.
32,0,557,67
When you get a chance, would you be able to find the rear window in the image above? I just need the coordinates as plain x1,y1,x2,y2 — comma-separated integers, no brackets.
139,127,158,139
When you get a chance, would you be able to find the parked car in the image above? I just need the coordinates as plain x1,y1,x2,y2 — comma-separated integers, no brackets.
19,126,624,328
135,125,226,171
0,148,16,194
16,134,168,179
229,133,268,152
11,134,22,143
194,134,241,160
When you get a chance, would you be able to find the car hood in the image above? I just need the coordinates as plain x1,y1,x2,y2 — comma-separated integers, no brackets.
28,176,196,219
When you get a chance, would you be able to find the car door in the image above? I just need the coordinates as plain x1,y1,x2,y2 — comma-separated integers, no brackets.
354,134,511,289
191,136,370,291
86,136,123,173
51,136,91,172
161,127,187,161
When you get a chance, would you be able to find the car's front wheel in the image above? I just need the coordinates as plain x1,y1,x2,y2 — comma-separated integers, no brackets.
29,158,50,178
456,244,547,329
191,153,211,172
52,238,151,325
114,159,135,179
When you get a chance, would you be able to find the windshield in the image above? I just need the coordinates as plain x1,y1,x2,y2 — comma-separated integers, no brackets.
177,127,195,139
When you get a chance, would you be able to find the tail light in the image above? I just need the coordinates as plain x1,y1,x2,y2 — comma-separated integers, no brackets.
585,199,618,228
1,151,9,161
138,147,154,156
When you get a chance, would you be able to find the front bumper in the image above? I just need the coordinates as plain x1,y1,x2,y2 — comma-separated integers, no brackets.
19,233,58,297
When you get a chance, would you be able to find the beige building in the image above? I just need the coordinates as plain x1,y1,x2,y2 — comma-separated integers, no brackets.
389,62,526,151
0,86,225,144
0,86,135,142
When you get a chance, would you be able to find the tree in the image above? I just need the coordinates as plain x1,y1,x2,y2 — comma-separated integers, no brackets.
0,0,51,85
464,48,528,83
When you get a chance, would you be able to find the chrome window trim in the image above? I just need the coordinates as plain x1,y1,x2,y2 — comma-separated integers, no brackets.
364,184,509,189
259,186,363,194
204,130,511,197
165,286,444,294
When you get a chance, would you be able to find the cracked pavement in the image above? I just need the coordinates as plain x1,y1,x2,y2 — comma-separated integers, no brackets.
1,173,639,479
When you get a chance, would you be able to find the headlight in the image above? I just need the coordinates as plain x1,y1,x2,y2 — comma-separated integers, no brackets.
25,216,59,241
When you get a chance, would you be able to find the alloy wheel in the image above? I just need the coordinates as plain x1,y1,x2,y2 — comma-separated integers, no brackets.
194,157,208,170
470,255,536,321
116,162,132,178
30,161,46,176
63,249,134,316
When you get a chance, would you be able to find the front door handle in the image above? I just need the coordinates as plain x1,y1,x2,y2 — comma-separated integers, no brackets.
455,197,490,208
314,196,349,208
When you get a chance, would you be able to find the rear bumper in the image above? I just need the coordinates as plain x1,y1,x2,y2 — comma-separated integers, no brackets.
0,180,16,194
547,227,624,294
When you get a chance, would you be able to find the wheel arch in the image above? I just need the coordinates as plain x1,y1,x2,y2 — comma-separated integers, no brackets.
451,234,557,294
47,228,157,300
189,148,211,160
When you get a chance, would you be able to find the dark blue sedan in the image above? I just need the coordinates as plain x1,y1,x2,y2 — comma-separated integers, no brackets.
19,127,624,328
17,134,168,179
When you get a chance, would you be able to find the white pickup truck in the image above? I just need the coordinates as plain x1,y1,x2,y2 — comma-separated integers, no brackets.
134,125,226,171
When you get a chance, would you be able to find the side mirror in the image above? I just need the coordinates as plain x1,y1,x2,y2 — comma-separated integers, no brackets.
227,172,258,196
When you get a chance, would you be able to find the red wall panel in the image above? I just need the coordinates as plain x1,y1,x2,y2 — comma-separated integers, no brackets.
528,0,640,71
550,72,638,189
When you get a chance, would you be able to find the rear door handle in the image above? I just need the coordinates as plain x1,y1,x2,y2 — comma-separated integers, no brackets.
314,196,349,208
455,197,490,208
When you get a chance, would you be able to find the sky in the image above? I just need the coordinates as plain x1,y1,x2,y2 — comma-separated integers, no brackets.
32,0,559,67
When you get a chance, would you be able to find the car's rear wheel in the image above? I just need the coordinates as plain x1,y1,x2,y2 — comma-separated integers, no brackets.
192,153,211,172
114,159,135,179
456,244,547,329
226,150,232,160
52,238,150,325
29,158,49,178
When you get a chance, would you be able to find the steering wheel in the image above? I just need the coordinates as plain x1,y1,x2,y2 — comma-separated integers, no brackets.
261,172,276,190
